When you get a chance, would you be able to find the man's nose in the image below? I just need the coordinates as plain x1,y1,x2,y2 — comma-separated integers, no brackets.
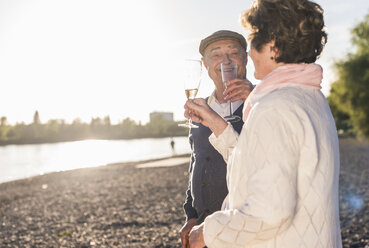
222,54,232,64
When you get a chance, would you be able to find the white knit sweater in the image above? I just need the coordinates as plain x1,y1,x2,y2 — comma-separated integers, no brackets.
204,87,342,248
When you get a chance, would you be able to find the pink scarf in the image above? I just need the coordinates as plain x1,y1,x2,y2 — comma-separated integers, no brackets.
243,63,323,121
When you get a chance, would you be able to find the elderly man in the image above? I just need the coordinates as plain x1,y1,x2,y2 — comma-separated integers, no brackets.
179,30,253,248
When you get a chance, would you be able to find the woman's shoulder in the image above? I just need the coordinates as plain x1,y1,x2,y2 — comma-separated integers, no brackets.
258,86,318,110
244,87,320,141
255,87,299,110
249,86,322,126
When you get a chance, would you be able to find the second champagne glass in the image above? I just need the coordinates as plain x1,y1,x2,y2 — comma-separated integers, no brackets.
178,59,202,128
221,62,241,123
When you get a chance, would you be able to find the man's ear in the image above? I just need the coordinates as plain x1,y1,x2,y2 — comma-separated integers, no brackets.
244,52,248,65
201,57,207,69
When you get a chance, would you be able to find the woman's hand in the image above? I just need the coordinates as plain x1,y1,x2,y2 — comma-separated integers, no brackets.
184,98,228,137
184,98,213,127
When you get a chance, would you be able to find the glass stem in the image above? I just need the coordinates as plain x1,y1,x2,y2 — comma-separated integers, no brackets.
229,100,233,116
188,99,194,126
189,118,193,126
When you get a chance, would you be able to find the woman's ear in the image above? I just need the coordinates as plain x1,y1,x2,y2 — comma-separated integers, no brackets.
268,40,278,61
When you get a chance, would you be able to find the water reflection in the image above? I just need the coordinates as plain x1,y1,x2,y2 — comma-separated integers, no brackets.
0,137,190,183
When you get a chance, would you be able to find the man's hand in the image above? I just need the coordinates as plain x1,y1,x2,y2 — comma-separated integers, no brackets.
189,223,206,248
223,78,253,102
179,218,197,248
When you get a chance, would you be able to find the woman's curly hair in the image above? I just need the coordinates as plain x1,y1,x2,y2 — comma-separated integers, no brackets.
241,0,327,63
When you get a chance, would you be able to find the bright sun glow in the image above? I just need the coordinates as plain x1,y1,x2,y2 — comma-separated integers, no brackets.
1,0,368,125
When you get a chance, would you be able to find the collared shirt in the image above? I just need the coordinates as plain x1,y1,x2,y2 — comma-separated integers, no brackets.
207,90,243,118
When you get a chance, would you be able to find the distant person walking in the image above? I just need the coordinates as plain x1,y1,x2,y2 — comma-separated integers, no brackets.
185,0,342,247
170,137,176,156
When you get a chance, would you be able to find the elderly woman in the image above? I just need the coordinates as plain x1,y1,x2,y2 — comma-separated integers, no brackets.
186,0,342,247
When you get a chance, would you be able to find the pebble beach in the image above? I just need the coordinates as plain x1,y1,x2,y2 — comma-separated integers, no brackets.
0,138,368,247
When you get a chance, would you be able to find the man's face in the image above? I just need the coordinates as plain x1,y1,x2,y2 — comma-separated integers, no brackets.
202,39,247,87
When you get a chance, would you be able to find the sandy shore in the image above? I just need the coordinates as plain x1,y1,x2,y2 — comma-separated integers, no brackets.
0,139,368,247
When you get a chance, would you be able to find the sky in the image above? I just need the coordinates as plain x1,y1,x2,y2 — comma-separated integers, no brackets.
1,0,368,125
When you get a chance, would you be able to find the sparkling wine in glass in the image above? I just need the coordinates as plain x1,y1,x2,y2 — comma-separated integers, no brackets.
178,59,202,128
221,62,241,123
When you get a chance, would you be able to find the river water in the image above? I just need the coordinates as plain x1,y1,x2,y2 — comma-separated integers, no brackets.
0,137,191,184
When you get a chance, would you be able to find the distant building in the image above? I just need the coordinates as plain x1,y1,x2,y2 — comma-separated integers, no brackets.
150,111,174,122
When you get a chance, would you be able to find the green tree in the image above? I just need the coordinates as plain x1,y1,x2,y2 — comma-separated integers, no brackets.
1,116,7,126
33,111,41,125
0,117,7,140
119,117,137,138
104,116,111,126
45,119,61,140
146,114,170,137
6,129,16,140
328,13,369,139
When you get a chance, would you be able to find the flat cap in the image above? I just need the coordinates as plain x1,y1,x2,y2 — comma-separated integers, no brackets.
199,30,247,56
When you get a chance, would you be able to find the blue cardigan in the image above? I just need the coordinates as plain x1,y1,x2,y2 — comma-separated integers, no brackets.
183,103,244,224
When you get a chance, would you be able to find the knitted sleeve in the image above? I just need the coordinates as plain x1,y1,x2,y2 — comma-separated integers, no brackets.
209,123,240,163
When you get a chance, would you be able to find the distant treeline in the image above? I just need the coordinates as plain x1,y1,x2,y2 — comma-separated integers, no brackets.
0,112,188,146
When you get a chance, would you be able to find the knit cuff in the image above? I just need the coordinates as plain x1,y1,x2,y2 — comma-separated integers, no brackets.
209,123,239,162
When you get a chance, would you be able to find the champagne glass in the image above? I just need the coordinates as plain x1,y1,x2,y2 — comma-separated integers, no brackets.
178,59,202,128
221,62,241,123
